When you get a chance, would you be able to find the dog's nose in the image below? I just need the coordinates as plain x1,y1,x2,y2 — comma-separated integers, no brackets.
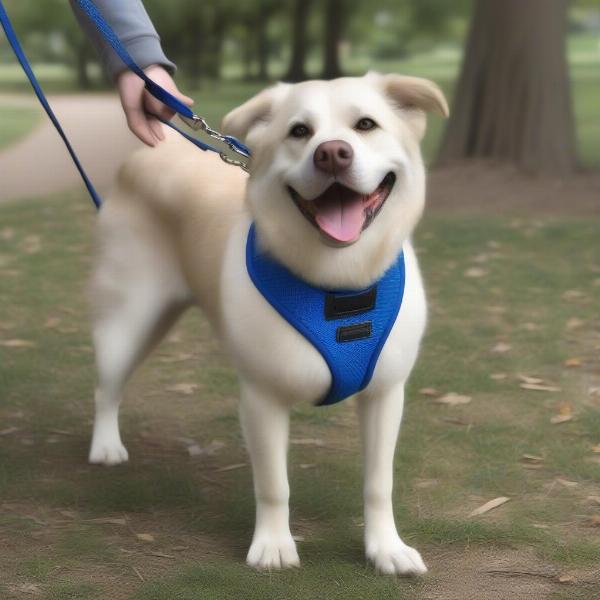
313,140,354,175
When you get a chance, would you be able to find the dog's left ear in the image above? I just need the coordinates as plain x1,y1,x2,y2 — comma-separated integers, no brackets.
371,73,449,139
222,83,290,142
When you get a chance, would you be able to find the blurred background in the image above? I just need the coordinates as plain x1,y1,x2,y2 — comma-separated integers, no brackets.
1,2,600,599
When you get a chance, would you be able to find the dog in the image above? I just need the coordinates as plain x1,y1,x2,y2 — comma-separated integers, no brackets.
87,72,448,575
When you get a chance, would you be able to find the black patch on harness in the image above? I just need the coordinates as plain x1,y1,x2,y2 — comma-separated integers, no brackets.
325,287,377,320
336,322,372,342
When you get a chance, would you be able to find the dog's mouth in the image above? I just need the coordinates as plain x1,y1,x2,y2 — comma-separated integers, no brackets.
287,173,396,246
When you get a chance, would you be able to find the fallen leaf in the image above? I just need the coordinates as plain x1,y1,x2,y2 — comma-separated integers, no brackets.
556,478,578,488
491,342,511,354
299,463,315,469
135,533,155,542
518,374,545,385
566,318,583,331
86,517,127,526
0,339,36,348
521,383,561,392
557,574,575,584
166,383,198,395
419,387,439,397
0,427,19,436
490,373,507,381
465,267,487,278
521,454,544,464
44,317,62,329
186,440,225,457
469,496,510,517
551,414,573,425
562,290,585,301
587,516,600,528
563,358,582,368
290,438,325,446
435,393,472,406
215,463,247,472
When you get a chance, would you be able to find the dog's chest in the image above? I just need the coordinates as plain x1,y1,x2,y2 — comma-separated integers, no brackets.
220,221,426,405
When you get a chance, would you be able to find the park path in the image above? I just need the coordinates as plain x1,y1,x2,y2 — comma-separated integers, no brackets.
0,93,142,204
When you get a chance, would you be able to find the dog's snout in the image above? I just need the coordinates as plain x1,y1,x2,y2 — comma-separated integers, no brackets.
313,140,354,175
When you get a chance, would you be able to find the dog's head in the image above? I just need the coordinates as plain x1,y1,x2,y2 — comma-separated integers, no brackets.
222,73,448,287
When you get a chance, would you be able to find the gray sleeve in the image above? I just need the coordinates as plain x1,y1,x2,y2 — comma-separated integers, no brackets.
70,0,176,81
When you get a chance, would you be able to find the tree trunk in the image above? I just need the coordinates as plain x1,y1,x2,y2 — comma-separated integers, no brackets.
437,0,578,175
284,0,312,82
75,39,91,90
256,10,269,81
321,0,344,79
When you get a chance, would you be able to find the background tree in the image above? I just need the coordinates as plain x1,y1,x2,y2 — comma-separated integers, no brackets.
284,0,313,82
438,0,578,175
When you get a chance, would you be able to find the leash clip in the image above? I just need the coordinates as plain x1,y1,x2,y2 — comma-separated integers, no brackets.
179,113,250,172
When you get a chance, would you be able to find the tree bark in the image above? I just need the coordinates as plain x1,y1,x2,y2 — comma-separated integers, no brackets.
437,0,578,175
75,39,91,90
284,0,312,82
321,0,344,79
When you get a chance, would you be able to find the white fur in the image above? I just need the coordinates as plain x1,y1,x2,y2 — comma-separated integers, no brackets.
88,73,447,575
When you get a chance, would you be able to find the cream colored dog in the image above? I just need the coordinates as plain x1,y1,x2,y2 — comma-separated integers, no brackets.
88,72,448,575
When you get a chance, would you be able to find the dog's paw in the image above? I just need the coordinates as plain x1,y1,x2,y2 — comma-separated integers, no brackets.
246,535,300,571
366,538,427,576
88,440,129,466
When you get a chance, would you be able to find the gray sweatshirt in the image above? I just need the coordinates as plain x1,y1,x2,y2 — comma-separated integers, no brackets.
69,0,175,81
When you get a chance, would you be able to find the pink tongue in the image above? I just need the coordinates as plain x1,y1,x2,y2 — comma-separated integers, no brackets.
314,193,365,243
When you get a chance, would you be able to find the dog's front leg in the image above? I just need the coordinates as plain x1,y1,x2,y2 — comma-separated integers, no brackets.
239,382,299,570
357,383,427,575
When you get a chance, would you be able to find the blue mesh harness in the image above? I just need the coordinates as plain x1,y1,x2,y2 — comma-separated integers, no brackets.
246,224,406,406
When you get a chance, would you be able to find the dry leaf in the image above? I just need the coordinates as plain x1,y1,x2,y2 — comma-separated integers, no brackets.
557,574,575,584
290,438,325,446
166,383,198,395
299,463,315,469
521,383,561,392
0,339,36,348
490,373,507,381
563,358,582,368
419,387,439,397
435,393,472,406
556,478,578,488
587,516,600,528
521,454,544,464
215,463,247,472
518,374,545,385
86,517,127,526
566,318,583,331
469,496,510,517
465,267,487,278
0,427,19,436
135,533,155,542
551,414,573,425
491,342,511,353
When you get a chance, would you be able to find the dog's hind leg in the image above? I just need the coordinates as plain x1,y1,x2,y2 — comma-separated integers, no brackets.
357,383,427,575
89,209,192,465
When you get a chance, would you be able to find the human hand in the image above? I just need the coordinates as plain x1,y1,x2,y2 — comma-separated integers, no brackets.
116,64,194,146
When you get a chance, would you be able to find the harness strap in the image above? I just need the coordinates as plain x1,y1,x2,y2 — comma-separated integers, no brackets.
0,0,251,210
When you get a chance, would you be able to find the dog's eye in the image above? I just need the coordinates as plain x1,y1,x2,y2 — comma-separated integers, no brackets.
355,117,377,132
289,124,311,139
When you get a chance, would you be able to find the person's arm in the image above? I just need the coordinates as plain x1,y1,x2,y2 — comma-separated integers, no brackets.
70,0,193,146
69,0,174,80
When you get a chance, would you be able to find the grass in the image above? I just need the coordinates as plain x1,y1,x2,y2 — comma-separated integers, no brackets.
1,191,599,598
0,104,42,149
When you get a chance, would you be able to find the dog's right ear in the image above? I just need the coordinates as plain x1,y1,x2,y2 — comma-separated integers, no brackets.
221,83,289,142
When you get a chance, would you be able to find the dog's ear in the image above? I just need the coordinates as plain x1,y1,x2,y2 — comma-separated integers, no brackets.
221,83,289,142
370,73,449,139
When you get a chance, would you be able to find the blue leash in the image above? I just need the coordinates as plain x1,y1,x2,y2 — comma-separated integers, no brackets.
0,0,251,210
